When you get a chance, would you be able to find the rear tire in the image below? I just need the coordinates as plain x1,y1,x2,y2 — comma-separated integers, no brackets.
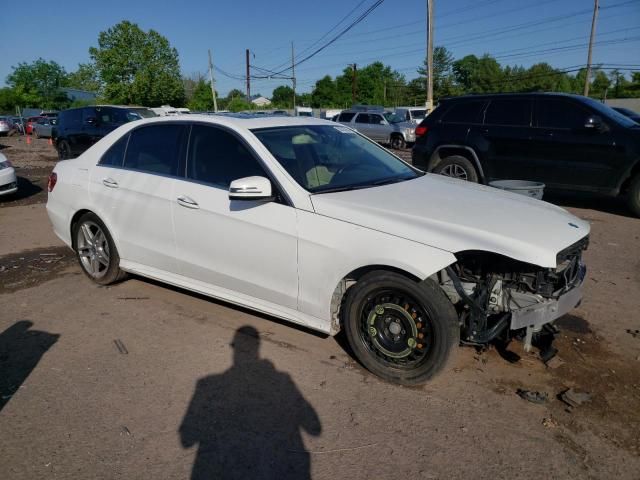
73,212,127,285
58,140,71,160
342,271,458,385
626,174,640,217
433,155,479,183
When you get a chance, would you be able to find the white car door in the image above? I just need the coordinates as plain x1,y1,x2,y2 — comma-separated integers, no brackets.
89,123,188,274
171,123,299,309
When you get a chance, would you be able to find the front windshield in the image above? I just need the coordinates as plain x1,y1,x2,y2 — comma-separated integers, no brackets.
252,125,421,193
581,97,638,128
383,112,405,124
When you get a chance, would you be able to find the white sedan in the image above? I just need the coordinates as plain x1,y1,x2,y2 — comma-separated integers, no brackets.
0,153,18,196
46,115,589,385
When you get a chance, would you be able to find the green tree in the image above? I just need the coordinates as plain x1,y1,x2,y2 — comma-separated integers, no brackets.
311,76,337,107
271,85,294,107
418,46,457,99
66,63,102,94
6,58,69,109
89,21,185,106
452,54,503,93
227,97,251,112
187,79,216,111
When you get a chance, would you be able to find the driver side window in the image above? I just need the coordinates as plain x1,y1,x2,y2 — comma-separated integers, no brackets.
187,125,267,188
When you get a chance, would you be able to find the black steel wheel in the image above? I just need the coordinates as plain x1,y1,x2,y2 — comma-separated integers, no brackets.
343,271,458,385
390,134,406,150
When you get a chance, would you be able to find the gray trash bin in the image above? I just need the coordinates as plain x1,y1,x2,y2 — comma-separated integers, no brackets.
489,180,545,200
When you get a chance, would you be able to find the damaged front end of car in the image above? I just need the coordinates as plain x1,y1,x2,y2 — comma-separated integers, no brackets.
439,236,589,352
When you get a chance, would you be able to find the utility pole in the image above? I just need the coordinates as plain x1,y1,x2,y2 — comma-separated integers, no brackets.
208,49,218,113
291,42,296,110
426,0,434,112
351,63,357,105
584,0,599,97
246,48,251,102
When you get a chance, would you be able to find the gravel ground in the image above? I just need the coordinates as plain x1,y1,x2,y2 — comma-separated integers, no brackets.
1,135,639,479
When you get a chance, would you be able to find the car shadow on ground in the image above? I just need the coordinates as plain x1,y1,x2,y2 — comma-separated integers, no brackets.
544,192,636,219
0,176,45,206
0,320,59,412
179,326,322,480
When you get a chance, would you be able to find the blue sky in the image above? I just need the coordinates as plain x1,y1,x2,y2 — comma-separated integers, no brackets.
1,0,639,97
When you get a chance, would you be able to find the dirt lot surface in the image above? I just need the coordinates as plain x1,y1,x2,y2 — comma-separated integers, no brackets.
1,136,639,479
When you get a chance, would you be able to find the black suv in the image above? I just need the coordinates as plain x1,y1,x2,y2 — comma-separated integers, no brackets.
55,105,156,159
412,93,640,216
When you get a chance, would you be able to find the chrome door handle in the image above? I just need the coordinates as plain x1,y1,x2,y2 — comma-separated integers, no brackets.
177,195,200,209
102,178,118,188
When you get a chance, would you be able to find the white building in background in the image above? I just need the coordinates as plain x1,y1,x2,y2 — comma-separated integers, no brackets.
251,96,272,107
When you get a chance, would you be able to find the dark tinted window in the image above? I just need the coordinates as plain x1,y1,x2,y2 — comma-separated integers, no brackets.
124,124,187,176
536,99,589,129
441,101,486,123
338,112,356,122
355,113,370,124
187,125,265,188
99,134,129,167
60,109,82,128
484,99,531,126
369,113,385,124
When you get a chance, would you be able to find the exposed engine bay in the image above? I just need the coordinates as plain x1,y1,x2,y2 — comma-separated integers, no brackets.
439,236,589,350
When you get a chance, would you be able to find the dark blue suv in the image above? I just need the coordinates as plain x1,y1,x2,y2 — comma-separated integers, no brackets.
412,93,640,216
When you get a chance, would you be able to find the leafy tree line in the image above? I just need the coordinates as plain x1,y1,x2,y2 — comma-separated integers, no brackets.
2,31,639,114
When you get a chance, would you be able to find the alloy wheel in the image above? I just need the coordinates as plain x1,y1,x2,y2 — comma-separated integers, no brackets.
440,163,468,180
76,221,111,279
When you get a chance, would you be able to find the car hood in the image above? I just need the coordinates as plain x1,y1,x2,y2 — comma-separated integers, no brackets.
310,174,590,268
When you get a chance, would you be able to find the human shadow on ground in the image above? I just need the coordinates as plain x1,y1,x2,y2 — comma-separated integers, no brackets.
0,320,59,412
179,325,322,480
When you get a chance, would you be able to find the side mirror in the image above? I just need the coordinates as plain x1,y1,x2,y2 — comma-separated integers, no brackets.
584,115,605,131
229,176,273,201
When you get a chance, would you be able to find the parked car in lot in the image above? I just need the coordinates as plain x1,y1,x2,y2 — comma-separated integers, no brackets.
412,93,640,217
612,106,640,124
55,105,157,159
394,106,427,124
0,153,18,196
337,106,416,149
47,114,589,385
33,116,57,138
0,116,13,136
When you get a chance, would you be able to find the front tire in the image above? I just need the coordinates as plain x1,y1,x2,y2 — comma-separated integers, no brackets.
343,271,458,385
73,212,126,285
433,155,479,183
626,174,640,217
390,134,406,150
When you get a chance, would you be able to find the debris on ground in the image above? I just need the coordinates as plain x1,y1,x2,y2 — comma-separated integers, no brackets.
113,339,129,355
545,356,565,369
542,416,558,428
560,388,592,408
516,389,548,404
626,329,640,339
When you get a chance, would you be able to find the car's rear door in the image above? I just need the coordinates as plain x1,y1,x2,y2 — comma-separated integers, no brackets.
171,123,299,309
477,97,536,181
89,123,188,273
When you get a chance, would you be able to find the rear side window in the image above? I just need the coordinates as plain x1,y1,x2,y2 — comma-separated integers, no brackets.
441,101,486,123
124,124,187,176
338,112,356,122
99,134,129,167
484,99,532,126
536,99,589,129
60,109,82,128
187,124,266,188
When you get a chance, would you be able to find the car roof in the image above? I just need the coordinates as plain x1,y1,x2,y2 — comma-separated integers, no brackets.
129,113,332,131
440,92,588,102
